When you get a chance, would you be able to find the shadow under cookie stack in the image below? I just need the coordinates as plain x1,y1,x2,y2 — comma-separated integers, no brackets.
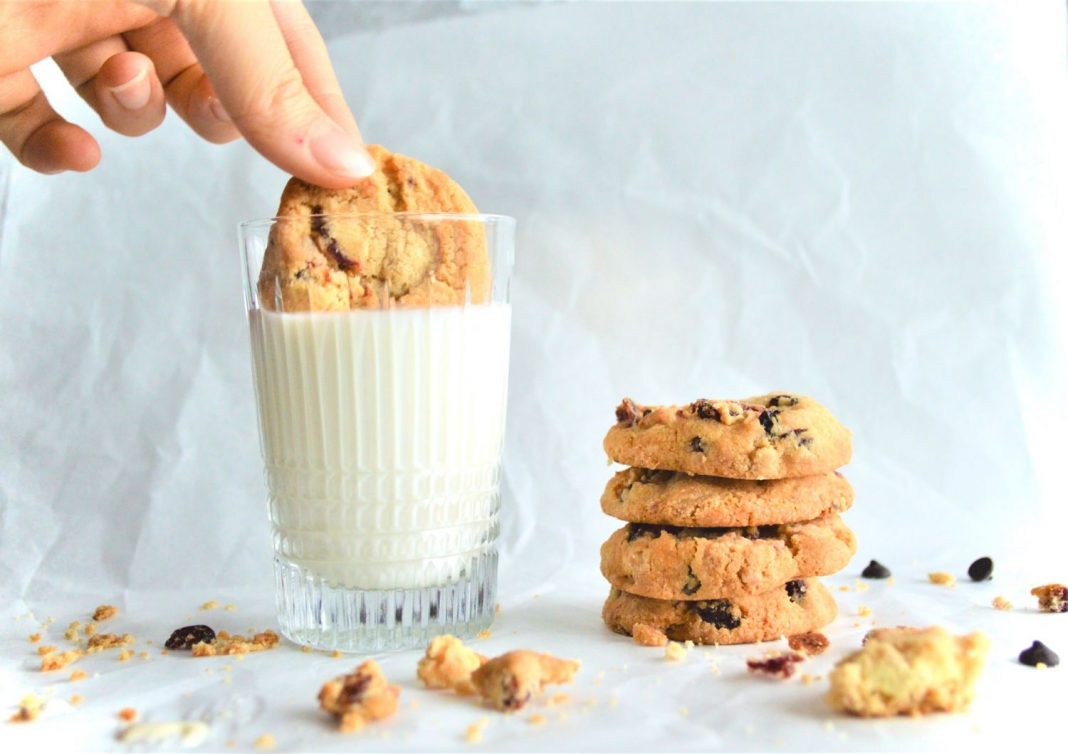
599,394,855,646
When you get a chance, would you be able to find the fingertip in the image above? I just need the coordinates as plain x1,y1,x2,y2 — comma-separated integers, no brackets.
186,75,240,145
21,121,100,174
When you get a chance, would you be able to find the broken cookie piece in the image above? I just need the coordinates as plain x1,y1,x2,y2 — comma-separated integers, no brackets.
1031,583,1068,613
416,635,487,695
318,660,400,733
470,651,580,712
827,626,989,717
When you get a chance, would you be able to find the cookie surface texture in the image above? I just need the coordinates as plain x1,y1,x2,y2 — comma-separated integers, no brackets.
257,144,488,311
605,395,851,480
602,578,837,646
600,513,856,600
601,468,854,526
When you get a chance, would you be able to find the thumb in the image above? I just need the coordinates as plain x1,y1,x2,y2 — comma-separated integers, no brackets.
150,0,372,187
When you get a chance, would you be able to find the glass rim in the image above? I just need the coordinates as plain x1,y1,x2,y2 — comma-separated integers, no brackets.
239,212,515,232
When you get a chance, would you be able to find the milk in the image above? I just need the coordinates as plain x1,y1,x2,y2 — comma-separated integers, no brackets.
248,304,511,590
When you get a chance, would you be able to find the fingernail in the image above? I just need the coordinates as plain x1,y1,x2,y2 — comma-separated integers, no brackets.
107,66,151,111
309,126,375,179
208,96,231,123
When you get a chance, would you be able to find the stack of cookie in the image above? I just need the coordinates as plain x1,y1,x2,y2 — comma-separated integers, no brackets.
599,394,855,646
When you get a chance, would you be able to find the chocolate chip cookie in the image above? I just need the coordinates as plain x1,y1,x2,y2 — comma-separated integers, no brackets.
602,578,836,646
257,144,489,311
600,513,855,600
605,395,851,480
602,468,853,527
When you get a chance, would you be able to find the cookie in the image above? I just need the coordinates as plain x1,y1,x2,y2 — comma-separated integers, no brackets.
318,659,400,732
601,468,853,527
257,144,488,311
827,627,990,717
602,578,837,646
469,651,580,712
416,634,487,695
600,512,855,600
604,394,851,480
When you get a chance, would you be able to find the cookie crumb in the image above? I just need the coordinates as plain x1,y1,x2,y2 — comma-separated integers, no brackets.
465,717,489,743
664,641,689,661
928,572,956,587
83,622,98,638
139,651,150,660
838,585,850,593
9,693,45,723
476,629,492,640
527,713,546,725
41,649,82,672
1031,584,1068,613
330,650,343,658
200,600,219,611
87,633,135,653
800,673,815,686
788,632,830,656
27,633,41,643
92,605,118,622
300,645,312,653
190,630,279,657
992,596,1013,611
69,694,84,706
37,645,57,656
632,622,668,647
857,606,872,617
224,604,237,612
253,733,276,750
70,669,87,682
117,707,138,722
547,692,569,706
118,649,133,662
417,635,485,695
63,621,81,641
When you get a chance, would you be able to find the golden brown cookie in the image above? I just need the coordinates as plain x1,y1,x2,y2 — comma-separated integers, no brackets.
827,627,990,717
257,144,488,311
469,651,580,712
604,394,851,480
416,634,487,695
600,512,855,600
602,468,854,527
602,579,836,646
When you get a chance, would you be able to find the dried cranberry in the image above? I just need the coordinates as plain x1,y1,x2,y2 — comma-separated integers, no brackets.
747,652,805,679
785,580,807,603
691,600,740,629
164,625,216,650
689,436,706,453
310,206,328,237
681,567,702,596
758,409,778,435
325,240,358,272
615,399,640,426
691,400,720,420
767,395,799,407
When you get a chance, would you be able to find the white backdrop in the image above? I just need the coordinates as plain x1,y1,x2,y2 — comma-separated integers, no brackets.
2,2,1067,752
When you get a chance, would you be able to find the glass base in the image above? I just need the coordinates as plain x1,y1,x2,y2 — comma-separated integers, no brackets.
273,551,497,652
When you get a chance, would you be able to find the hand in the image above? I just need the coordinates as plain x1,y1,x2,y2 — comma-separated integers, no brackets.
0,0,373,187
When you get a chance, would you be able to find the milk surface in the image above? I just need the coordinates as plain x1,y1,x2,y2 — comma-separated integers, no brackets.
248,304,511,589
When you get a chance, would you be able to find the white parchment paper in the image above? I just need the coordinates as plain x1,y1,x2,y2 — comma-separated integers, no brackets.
2,2,1067,751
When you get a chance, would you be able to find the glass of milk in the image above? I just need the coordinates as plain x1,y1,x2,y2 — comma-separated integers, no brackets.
238,213,514,651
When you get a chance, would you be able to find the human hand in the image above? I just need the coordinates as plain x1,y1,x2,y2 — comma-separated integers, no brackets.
0,0,372,187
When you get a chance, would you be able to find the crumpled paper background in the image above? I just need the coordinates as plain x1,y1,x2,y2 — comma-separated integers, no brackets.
2,1,1067,751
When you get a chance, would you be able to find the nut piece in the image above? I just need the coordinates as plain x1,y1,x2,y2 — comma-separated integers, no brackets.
417,635,487,695
788,632,830,656
1031,584,1068,613
470,651,580,712
318,659,400,733
827,626,989,717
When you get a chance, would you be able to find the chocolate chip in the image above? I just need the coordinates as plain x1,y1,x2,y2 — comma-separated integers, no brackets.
615,399,640,426
968,557,993,582
758,409,778,435
1019,640,1059,668
689,436,706,453
767,395,799,407
746,652,805,679
681,567,702,596
691,600,740,629
785,580,806,603
164,625,216,650
691,400,719,420
861,560,892,579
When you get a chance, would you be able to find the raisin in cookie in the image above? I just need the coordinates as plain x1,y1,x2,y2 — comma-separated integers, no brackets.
605,395,851,480
602,468,853,527
602,579,836,646
258,144,488,311
827,627,990,717
600,512,855,600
